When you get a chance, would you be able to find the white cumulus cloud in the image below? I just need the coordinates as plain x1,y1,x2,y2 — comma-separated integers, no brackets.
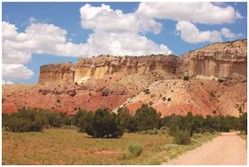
84,32,172,56
2,21,89,65
176,21,243,43
2,64,34,81
137,2,242,24
2,21,88,82
221,28,243,38
176,21,222,43
80,3,162,34
78,3,171,56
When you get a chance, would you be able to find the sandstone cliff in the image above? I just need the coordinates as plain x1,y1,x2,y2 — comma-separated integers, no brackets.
177,39,247,81
38,54,177,84
38,62,75,84
38,40,247,85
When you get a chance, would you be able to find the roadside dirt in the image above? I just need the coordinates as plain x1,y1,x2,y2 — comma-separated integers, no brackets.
164,132,247,165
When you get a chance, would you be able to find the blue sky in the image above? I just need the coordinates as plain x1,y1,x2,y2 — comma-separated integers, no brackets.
2,2,247,84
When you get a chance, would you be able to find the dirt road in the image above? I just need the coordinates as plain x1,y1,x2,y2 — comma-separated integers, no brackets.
164,132,247,165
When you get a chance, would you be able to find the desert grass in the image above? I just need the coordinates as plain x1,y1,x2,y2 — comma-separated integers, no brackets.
2,128,217,165
155,132,219,164
2,128,172,165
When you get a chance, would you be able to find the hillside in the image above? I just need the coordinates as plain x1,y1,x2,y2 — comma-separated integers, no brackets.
2,39,247,117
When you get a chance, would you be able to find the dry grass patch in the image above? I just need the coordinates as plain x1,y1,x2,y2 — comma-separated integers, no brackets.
2,128,172,165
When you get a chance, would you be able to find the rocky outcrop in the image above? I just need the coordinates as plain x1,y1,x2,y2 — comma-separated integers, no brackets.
177,39,247,81
38,62,75,84
74,54,177,84
38,40,247,85
38,54,177,84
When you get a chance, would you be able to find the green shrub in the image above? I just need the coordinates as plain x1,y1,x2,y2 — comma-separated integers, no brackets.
147,129,158,135
84,109,124,138
183,76,189,80
72,110,92,132
140,131,148,135
127,142,143,157
158,128,168,135
120,151,134,160
2,108,73,132
192,133,202,139
2,113,10,128
135,104,161,131
3,108,48,132
116,107,138,133
239,112,247,134
218,78,224,83
173,129,191,145
144,88,150,94
161,113,240,136
163,144,178,151
45,111,70,128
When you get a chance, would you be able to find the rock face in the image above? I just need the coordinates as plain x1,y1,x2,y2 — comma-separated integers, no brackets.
2,39,247,117
38,54,177,84
38,62,75,84
177,39,247,81
38,40,247,85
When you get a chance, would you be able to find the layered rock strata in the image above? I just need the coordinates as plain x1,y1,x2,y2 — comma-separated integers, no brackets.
177,39,247,81
38,54,177,84
38,40,247,85
74,54,177,84
38,62,75,84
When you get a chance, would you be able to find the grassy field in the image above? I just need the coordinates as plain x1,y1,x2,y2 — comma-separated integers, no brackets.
2,128,217,165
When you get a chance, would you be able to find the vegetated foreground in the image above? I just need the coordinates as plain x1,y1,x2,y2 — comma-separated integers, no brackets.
2,128,172,165
164,132,247,165
2,128,218,165
2,105,247,165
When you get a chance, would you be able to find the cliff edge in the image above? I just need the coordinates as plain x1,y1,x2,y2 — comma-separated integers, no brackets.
38,39,247,85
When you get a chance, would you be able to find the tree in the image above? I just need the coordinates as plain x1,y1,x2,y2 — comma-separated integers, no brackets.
134,104,161,131
239,112,247,134
116,107,138,132
45,111,69,128
2,113,10,129
72,110,87,126
3,108,48,132
84,109,124,138
73,110,93,132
